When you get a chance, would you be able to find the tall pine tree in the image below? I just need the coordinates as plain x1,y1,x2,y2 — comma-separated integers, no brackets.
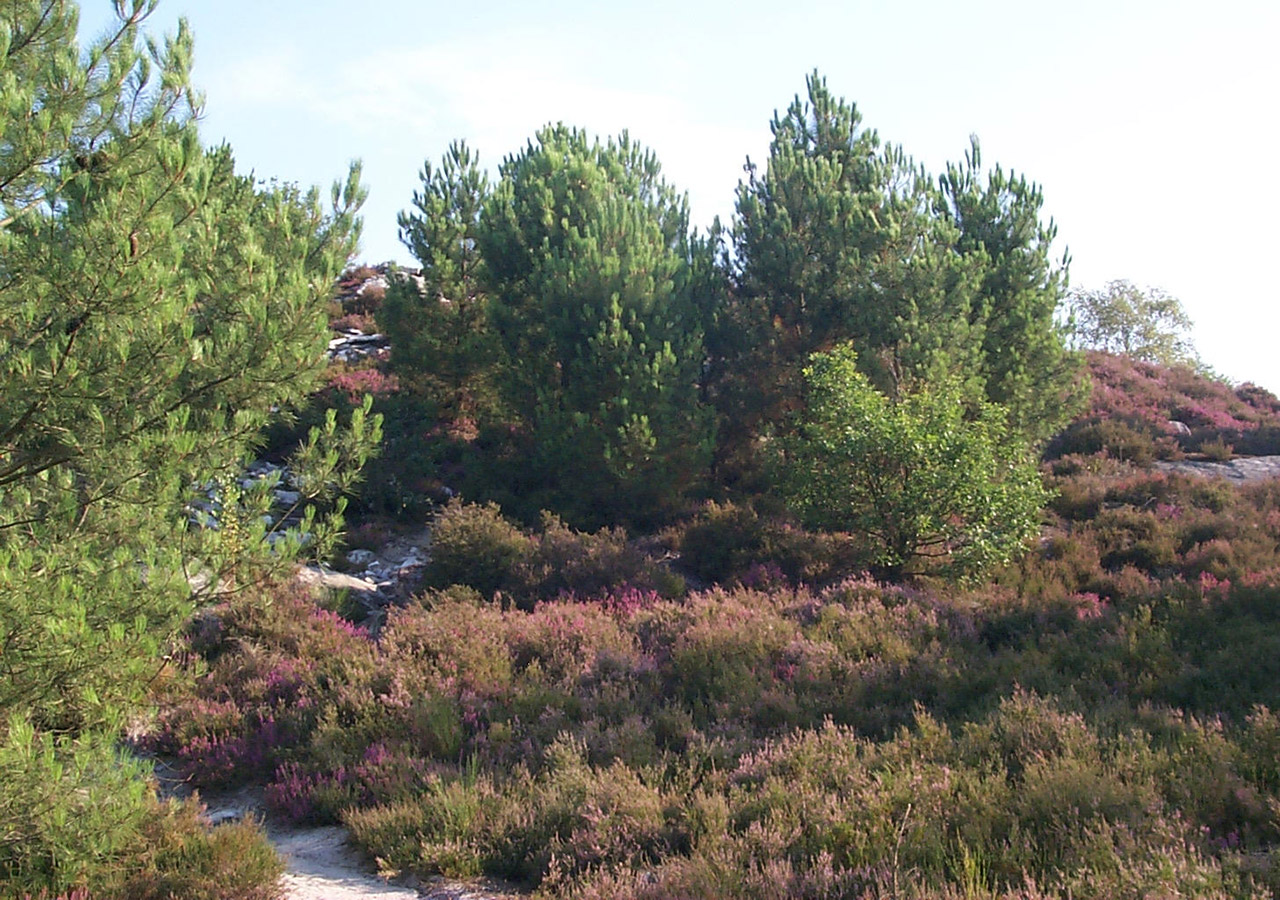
720,72,1080,473
939,137,1085,441
724,73,987,463
0,2,375,890
382,141,502,420
392,126,715,526
482,126,713,526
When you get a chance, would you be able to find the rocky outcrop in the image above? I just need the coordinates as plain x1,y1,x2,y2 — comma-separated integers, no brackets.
1155,455,1280,483
328,329,389,364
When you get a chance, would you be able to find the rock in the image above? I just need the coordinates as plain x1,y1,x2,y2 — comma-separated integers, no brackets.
1167,419,1193,436
325,330,390,362
346,549,376,568
204,807,243,826
296,565,380,594
273,489,302,506
1155,454,1280,483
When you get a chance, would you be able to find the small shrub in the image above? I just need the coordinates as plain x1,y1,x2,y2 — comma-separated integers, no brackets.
113,797,283,900
1049,418,1158,466
424,499,535,599
1200,437,1235,461
677,501,861,587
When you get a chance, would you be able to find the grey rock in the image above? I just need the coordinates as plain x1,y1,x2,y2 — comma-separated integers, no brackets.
204,807,243,826
346,548,376,568
296,565,379,593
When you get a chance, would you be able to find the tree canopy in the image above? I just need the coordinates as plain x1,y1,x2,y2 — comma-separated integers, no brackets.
1065,279,1199,367
392,126,715,526
779,344,1047,580
0,1,376,890
716,72,1081,474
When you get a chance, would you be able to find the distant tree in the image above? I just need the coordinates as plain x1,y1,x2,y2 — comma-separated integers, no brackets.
0,1,376,891
1064,279,1199,366
778,345,1047,581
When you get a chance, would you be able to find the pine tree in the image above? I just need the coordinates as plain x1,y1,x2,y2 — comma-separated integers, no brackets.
725,73,986,459
382,141,502,419
721,73,1081,469
0,2,376,890
479,125,714,526
939,137,1085,441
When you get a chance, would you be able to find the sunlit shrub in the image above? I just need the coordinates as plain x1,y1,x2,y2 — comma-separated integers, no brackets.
424,499,535,598
110,797,282,900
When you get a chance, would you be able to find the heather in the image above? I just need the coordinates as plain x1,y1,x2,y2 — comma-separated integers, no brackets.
1049,352,1280,461
151,466,1280,897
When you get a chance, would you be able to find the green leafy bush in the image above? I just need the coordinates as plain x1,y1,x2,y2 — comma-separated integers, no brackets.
779,345,1048,580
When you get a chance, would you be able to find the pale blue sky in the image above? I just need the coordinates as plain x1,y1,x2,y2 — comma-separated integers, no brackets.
80,0,1280,389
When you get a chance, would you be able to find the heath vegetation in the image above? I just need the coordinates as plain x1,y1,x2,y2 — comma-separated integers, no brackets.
5,2,1280,899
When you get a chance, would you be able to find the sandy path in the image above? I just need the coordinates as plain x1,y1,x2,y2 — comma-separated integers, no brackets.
271,824,423,899
272,823,520,900
193,786,516,900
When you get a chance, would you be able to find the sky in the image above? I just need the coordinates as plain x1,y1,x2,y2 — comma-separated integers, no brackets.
79,0,1280,389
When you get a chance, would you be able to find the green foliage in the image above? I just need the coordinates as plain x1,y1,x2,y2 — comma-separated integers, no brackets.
1201,437,1236,461
1066,279,1199,366
382,141,502,420
720,72,1082,472
779,345,1047,580
940,137,1086,441
391,127,715,527
729,73,984,407
0,786,282,899
0,722,152,894
424,499,536,599
482,126,714,526
111,799,283,900
0,1,377,892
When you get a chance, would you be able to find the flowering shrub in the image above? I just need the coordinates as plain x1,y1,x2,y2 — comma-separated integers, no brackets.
325,366,399,402
1049,351,1280,462
147,450,1280,897
424,500,684,607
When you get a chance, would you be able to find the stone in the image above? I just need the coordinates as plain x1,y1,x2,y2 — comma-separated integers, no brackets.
346,548,376,568
296,565,380,594
204,807,243,826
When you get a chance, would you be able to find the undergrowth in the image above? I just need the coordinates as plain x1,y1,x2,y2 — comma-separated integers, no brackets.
148,463,1280,898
